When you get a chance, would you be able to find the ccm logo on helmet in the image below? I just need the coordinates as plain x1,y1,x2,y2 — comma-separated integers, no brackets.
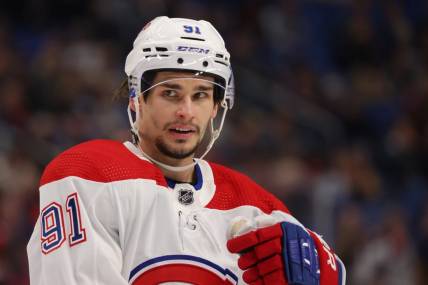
177,46,210,54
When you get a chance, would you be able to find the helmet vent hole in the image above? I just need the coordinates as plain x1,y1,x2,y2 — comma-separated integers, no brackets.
155,47,168,52
203,61,209,67
215,53,224,58
177,58,184,64
143,48,151,52
214,60,228,66
180,37,205,42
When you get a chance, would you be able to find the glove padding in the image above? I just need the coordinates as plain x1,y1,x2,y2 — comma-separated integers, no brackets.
307,230,345,285
227,221,345,285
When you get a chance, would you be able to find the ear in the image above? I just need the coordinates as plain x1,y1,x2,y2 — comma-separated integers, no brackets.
211,102,219,119
129,98,136,112
129,96,144,112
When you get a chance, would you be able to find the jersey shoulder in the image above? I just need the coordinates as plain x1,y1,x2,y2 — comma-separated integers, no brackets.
40,139,166,187
206,162,289,214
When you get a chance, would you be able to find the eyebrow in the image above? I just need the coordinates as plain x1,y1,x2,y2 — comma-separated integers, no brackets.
160,82,214,91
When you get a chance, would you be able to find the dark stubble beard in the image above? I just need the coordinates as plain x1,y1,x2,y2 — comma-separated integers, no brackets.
155,137,200,159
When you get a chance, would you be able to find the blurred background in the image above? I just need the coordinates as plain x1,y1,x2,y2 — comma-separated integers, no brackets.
1,0,428,284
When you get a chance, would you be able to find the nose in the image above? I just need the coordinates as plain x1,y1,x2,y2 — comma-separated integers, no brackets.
176,96,194,119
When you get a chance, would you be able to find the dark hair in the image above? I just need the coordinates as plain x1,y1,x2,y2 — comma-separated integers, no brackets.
113,79,129,101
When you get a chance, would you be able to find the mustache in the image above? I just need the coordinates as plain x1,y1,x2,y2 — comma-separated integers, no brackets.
163,121,200,133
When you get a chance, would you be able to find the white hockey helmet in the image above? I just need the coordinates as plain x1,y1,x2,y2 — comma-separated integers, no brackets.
124,16,235,171
125,16,234,106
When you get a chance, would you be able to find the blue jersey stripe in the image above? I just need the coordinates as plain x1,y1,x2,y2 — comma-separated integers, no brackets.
129,254,238,282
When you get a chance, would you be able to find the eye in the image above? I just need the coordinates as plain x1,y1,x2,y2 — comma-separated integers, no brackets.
162,89,178,98
193,92,209,100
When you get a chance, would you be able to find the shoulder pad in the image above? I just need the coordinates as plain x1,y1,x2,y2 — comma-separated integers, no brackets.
207,163,289,214
40,140,166,187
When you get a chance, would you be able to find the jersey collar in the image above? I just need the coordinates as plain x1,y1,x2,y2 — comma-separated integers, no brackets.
165,163,203,191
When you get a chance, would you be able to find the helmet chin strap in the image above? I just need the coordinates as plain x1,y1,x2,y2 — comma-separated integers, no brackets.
128,97,228,173
136,144,198,172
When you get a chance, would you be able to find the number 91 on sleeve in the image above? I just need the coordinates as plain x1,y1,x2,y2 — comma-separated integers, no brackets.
40,192,87,254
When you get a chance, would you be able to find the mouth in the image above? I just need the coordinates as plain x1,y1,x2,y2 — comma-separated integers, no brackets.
167,125,197,140
169,127,195,134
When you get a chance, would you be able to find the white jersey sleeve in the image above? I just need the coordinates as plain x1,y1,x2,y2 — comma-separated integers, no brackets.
27,176,127,285
27,140,171,285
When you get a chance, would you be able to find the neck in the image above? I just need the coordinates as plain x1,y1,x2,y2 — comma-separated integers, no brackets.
163,166,195,183
137,141,196,182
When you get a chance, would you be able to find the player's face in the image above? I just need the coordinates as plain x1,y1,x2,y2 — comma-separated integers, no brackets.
136,71,218,162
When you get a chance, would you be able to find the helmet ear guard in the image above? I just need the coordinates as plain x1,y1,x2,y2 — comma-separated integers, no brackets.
124,16,235,172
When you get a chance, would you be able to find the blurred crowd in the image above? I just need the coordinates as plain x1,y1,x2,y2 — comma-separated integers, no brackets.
1,0,428,284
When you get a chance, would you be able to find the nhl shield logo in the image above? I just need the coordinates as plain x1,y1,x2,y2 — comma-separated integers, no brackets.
178,189,194,205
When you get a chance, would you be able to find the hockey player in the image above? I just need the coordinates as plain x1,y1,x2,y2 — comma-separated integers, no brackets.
27,16,345,284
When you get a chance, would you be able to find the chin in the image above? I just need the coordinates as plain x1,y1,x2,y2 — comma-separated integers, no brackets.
171,146,197,157
168,150,196,160
157,140,199,160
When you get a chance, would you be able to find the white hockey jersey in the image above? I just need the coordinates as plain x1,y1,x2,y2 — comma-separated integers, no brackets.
26,139,315,284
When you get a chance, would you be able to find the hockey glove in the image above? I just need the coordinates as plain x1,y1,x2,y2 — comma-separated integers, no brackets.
227,221,345,285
